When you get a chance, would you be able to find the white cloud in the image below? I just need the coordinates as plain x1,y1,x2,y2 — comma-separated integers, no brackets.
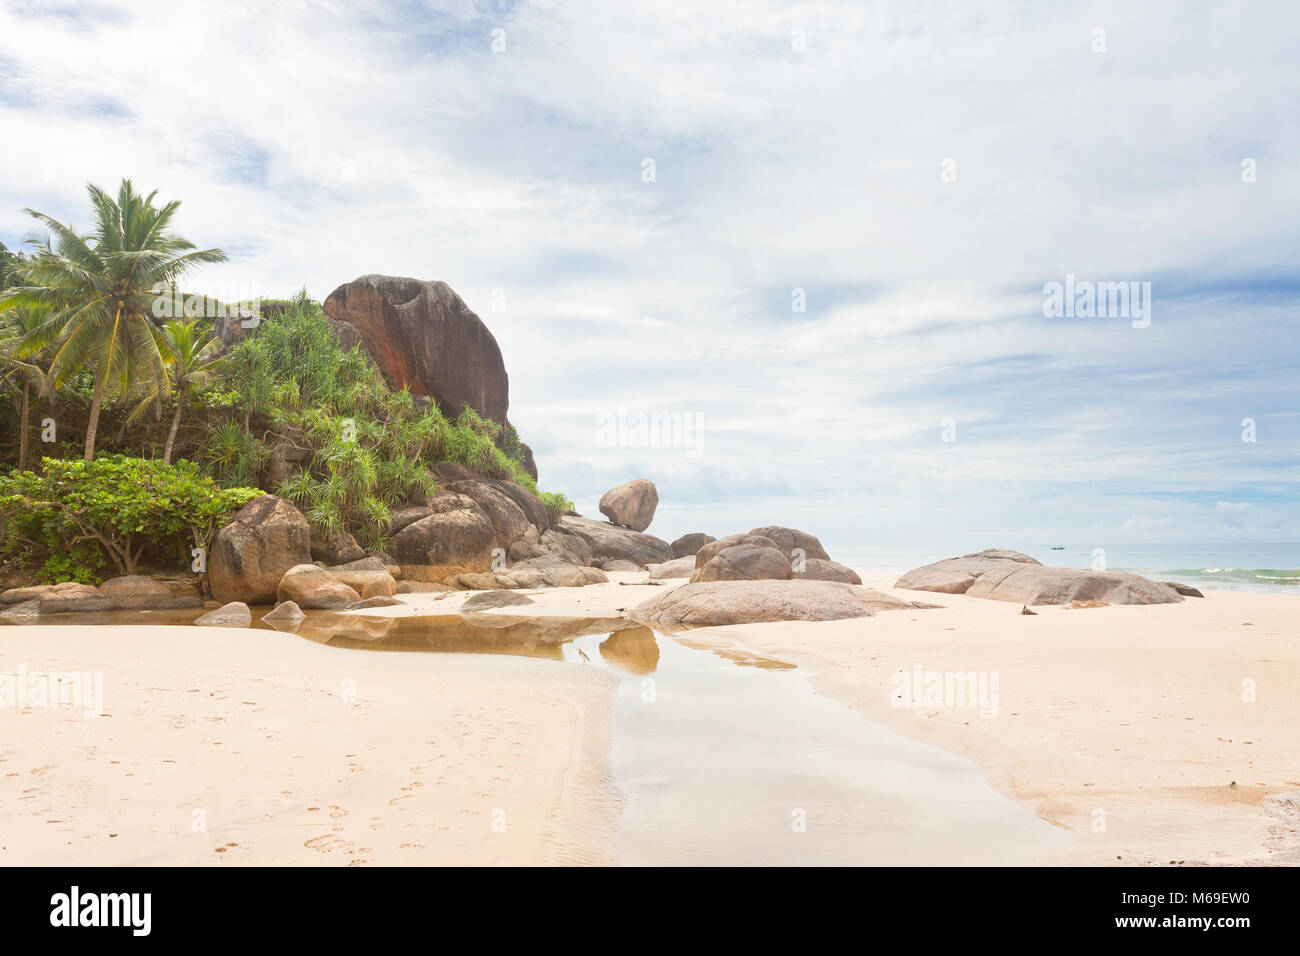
1,0,1297,547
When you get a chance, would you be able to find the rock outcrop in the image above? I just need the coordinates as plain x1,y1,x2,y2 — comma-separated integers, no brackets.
558,516,673,568
894,549,1184,606
687,525,857,585
210,495,312,605
598,479,658,532
632,580,937,627
322,275,510,433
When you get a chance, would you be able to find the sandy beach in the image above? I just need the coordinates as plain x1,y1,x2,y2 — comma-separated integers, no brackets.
2,573,1297,866
368,572,1300,865
0,623,620,866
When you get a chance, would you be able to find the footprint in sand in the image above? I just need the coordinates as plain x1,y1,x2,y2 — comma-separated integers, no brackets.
304,834,352,853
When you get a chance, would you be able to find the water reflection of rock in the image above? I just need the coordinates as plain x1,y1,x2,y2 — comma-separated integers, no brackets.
267,612,396,644
599,626,660,674
277,612,637,657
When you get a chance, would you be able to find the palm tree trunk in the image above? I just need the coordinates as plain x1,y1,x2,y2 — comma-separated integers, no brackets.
84,374,106,462
18,382,29,471
163,392,184,465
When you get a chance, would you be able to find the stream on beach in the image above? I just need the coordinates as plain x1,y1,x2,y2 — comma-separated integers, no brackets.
31,607,1069,865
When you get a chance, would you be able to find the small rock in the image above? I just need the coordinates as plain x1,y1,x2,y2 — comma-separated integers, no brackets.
262,601,305,624
194,602,253,627
461,590,537,612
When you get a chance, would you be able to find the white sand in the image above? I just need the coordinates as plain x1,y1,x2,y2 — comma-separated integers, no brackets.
0,624,620,866
4,570,1296,866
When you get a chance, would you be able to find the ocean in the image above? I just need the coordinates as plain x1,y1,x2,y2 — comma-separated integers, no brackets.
828,543,1300,595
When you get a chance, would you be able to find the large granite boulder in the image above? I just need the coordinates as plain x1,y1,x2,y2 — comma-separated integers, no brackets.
895,549,1184,606
747,526,831,562
391,497,496,582
99,575,203,610
691,543,793,583
210,495,312,605
497,556,608,589
441,478,533,546
799,558,862,585
694,534,780,567
277,564,362,610
324,558,398,599
671,532,715,558
598,479,658,532
323,275,509,431
631,580,937,627
558,516,673,568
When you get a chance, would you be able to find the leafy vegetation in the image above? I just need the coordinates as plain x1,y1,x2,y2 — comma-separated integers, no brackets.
0,455,261,582
209,292,545,550
0,180,226,460
0,179,569,584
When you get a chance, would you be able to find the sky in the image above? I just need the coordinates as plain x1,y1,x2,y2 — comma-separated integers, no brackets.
1,0,1296,554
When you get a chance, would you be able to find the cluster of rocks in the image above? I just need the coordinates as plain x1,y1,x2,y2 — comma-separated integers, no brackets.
644,524,861,586
0,576,202,624
197,473,685,613
893,549,1202,605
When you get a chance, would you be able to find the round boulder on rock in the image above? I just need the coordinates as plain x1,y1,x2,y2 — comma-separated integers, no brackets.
277,564,362,610
598,479,659,532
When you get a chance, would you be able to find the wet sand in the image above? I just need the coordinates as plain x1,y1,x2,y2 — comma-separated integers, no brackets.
374,572,1300,865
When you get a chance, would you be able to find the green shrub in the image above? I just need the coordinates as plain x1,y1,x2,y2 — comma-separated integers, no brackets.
539,491,574,523
0,455,261,581
209,292,566,546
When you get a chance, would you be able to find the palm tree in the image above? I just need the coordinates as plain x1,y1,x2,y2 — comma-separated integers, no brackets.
127,318,223,465
0,179,226,461
0,303,53,471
